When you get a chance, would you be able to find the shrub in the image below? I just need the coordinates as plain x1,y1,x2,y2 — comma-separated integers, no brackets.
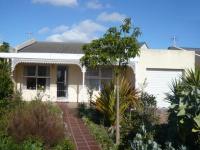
119,92,157,150
83,117,117,150
0,134,18,150
92,77,140,127
0,91,23,134
7,100,65,146
166,69,200,149
78,103,104,124
130,125,161,150
0,61,13,100
21,138,44,150
53,139,75,150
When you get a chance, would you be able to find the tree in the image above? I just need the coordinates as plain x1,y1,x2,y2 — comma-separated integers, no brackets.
0,42,13,100
81,18,141,144
0,42,9,52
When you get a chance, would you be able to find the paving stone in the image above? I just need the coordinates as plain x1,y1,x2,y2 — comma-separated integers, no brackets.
57,102,101,150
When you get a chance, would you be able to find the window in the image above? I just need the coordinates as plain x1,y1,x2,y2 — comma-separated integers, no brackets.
24,65,50,90
86,67,113,91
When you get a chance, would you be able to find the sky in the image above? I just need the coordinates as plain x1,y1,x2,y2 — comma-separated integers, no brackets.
0,0,200,48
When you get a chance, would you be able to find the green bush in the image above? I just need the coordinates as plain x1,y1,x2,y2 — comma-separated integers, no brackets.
0,61,13,100
119,92,158,150
130,125,161,150
7,100,65,146
92,77,140,127
21,138,44,150
166,69,200,149
53,139,75,150
0,134,18,150
83,117,117,150
78,103,104,124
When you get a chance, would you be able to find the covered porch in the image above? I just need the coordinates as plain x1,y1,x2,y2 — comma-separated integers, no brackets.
0,53,138,102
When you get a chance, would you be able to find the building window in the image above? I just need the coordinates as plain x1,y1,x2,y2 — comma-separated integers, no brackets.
86,67,113,91
24,65,50,90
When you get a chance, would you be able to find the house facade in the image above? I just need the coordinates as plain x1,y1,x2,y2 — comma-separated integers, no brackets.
0,40,195,108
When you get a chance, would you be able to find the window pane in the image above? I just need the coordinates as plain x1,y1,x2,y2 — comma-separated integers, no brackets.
38,66,50,77
27,78,36,89
86,79,99,90
25,66,36,76
101,68,113,78
86,68,99,77
37,78,46,90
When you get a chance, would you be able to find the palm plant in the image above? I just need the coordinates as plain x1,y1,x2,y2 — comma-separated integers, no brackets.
91,77,140,127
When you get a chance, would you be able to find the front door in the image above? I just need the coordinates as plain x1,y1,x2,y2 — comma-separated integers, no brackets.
57,66,68,98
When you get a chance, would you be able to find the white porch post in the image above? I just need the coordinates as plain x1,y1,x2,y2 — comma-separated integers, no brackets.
82,66,86,88
80,66,87,102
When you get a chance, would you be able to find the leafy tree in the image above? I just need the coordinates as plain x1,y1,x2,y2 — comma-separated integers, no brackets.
81,18,141,144
0,42,9,52
166,69,200,149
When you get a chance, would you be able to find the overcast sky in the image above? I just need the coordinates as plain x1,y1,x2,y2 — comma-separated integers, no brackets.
0,0,200,48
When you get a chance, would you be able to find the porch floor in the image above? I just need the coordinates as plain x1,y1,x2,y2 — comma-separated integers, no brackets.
57,102,101,150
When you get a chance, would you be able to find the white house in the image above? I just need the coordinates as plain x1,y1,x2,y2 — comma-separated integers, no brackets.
0,40,195,108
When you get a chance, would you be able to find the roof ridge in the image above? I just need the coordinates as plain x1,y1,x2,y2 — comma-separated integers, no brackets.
16,39,36,51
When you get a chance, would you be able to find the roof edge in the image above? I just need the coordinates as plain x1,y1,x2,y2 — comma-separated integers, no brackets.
15,39,36,51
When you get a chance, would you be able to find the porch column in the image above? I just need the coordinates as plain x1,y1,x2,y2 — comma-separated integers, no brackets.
79,66,87,102
82,66,86,88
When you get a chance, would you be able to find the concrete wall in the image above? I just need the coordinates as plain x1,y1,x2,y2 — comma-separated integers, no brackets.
136,49,195,88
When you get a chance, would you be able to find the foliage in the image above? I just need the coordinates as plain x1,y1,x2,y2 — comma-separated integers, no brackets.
21,138,44,150
0,134,18,150
0,42,13,100
119,92,157,150
0,61,13,100
0,42,9,52
0,91,23,134
80,18,140,69
80,18,141,144
166,69,200,149
130,125,161,150
82,117,117,150
78,103,101,123
53,139,75,150
7,100,65,146
91,77,140,126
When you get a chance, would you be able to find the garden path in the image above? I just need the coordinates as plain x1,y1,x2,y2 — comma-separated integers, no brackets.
57,102,101,150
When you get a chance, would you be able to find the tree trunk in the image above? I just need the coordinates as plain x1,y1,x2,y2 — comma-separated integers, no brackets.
116,76,120,144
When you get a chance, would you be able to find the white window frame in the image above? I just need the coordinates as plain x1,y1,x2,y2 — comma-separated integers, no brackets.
24,64,50,91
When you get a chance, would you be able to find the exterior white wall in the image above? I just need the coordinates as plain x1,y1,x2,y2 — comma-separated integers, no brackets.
15,64,85,102
13,49,195,103
136,49,195,88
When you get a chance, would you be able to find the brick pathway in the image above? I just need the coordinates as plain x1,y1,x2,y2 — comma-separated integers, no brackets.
57,103,101,150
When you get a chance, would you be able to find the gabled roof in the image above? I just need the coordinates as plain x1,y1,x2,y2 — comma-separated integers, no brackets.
16,39,148,54
17,40,85,54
